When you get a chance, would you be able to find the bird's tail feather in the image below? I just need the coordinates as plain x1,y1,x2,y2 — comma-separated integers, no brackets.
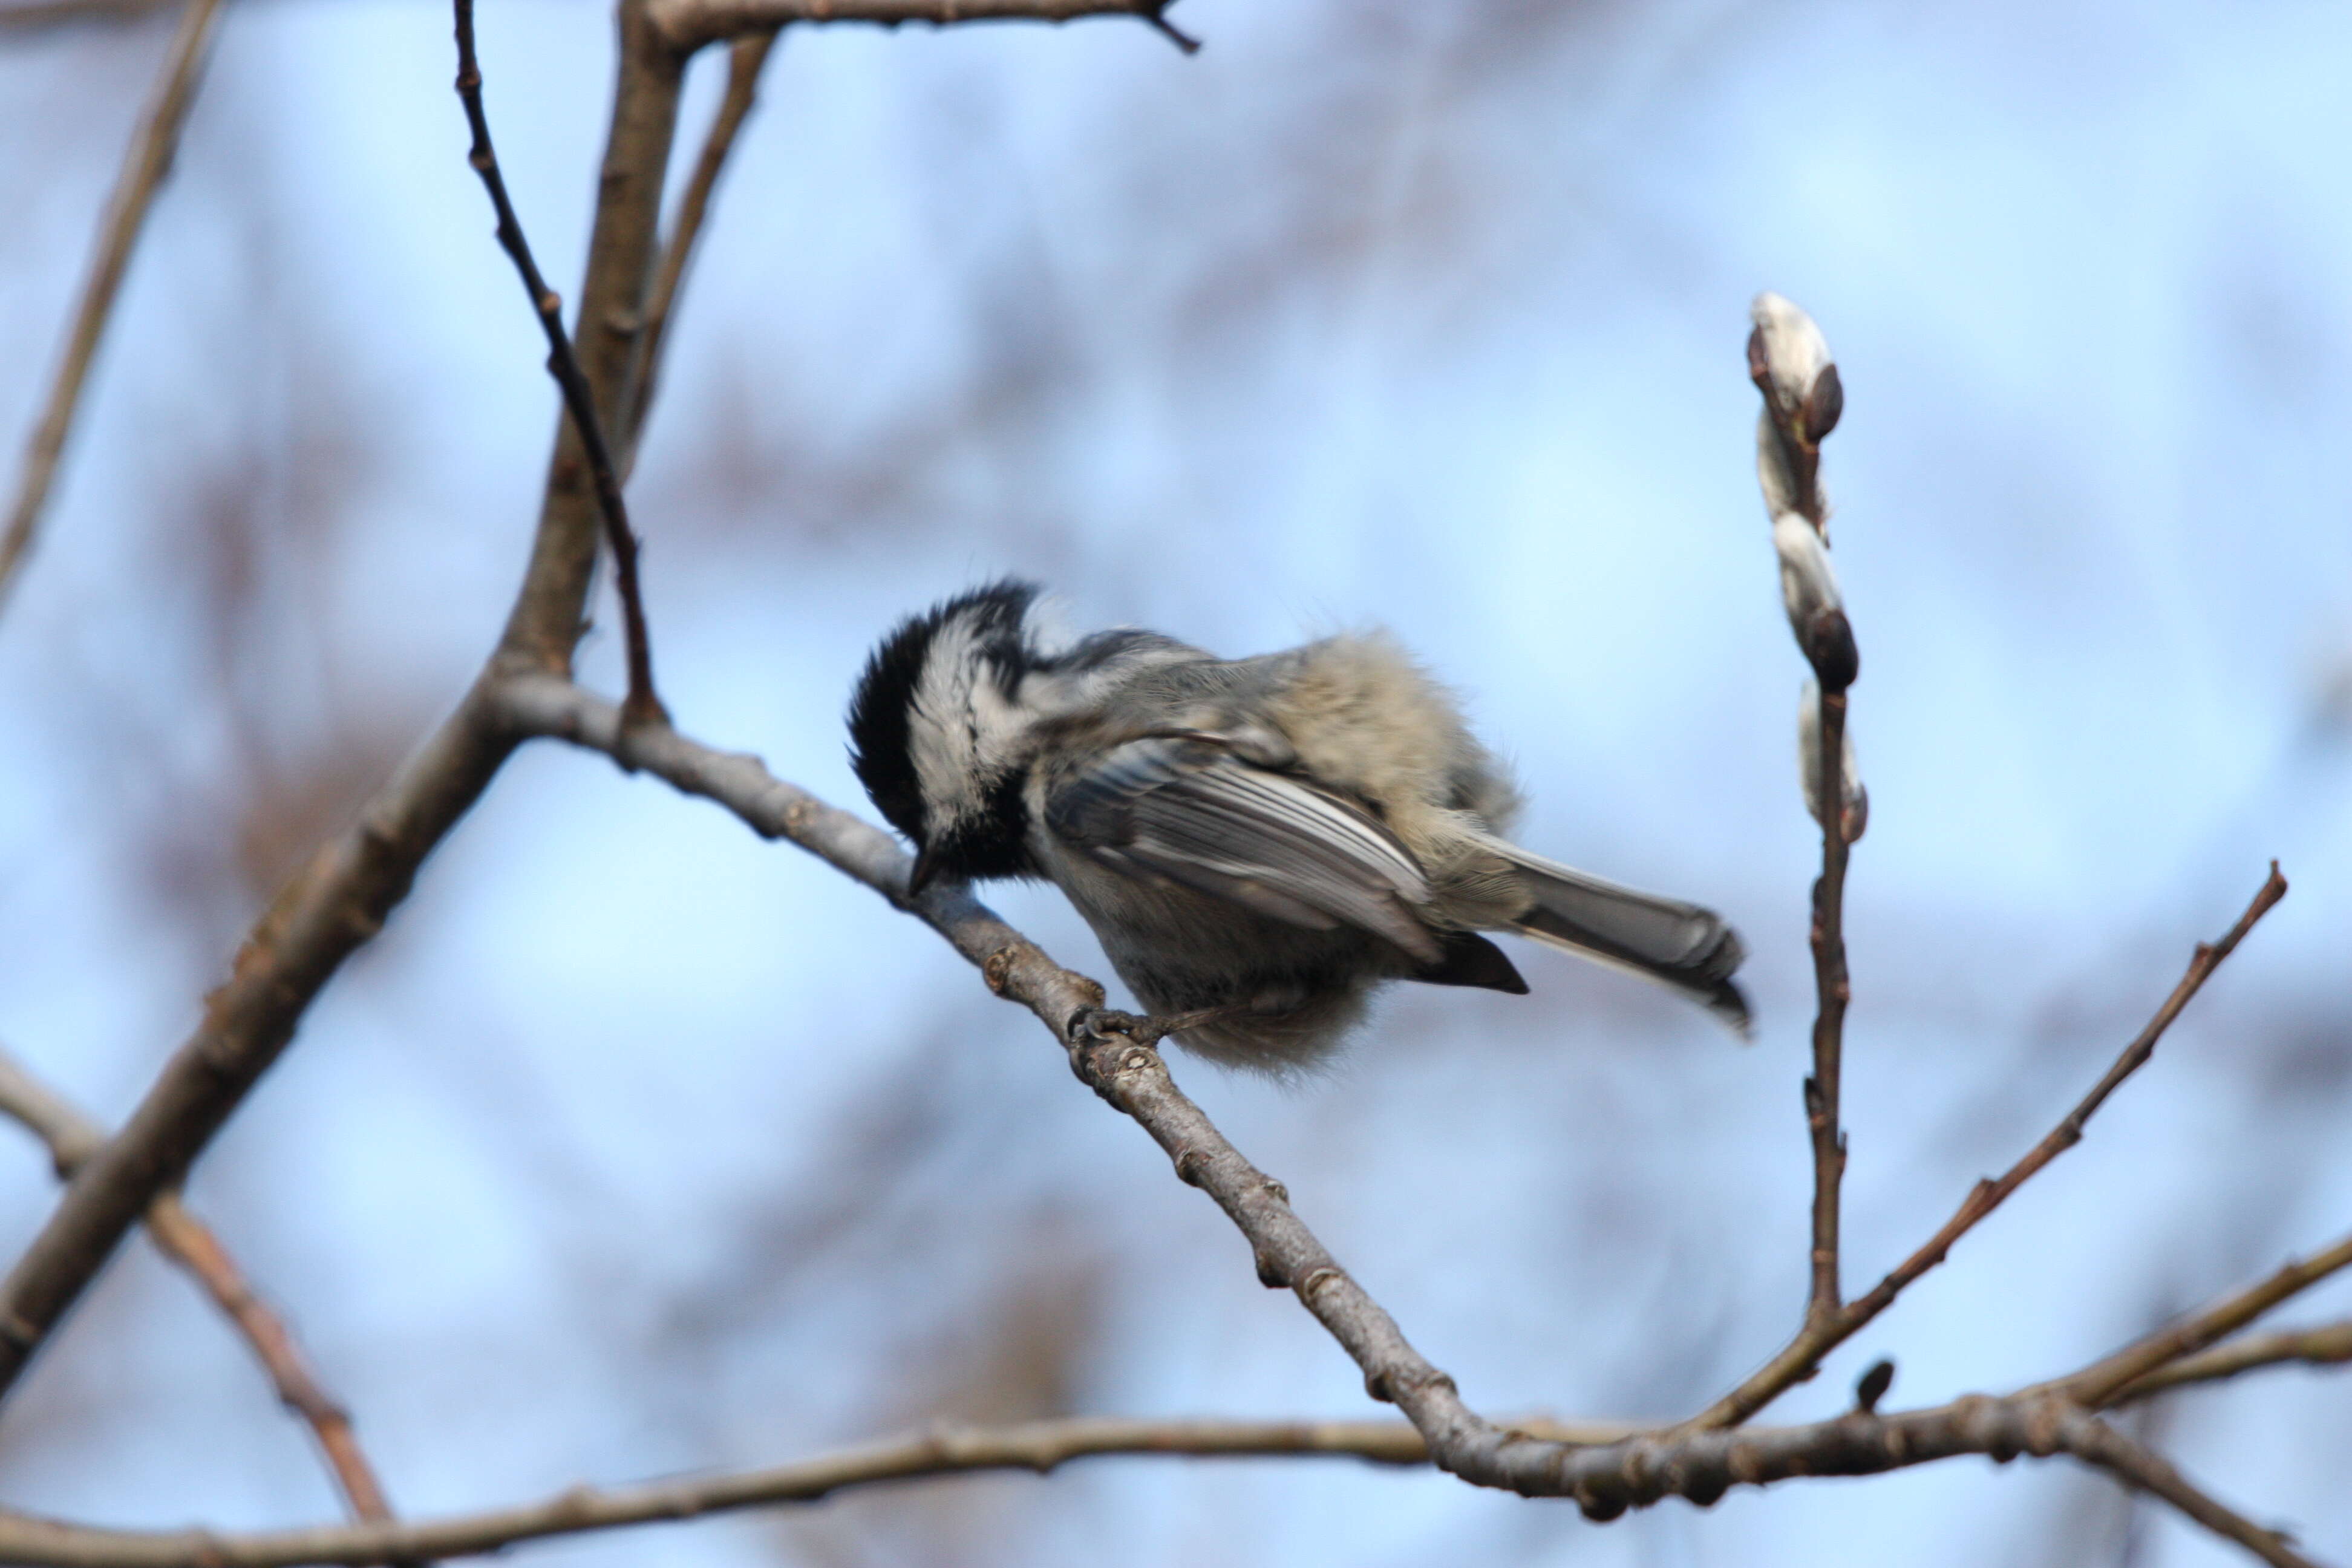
1477,837,1751,1037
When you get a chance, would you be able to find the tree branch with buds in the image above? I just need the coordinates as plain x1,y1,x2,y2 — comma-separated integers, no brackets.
1751,293,1862,1331
0,11,2344,1566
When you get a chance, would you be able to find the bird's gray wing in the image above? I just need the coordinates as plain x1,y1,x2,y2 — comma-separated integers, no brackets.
1045,736,1444,964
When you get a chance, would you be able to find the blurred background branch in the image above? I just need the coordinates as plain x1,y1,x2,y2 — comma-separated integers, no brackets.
626,29,781,475
0,0,221,615
0,0,172,37
0,1045,402,1534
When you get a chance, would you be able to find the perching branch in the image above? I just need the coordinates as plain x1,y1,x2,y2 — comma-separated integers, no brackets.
0,1049,401,1530
499,676,2337,1566
647,0,1194,56
454,0,666,728
0,0,223,616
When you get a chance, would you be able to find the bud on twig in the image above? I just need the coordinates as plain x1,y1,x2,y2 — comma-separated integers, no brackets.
1773,511,1858,691
1800,679,1867,843
1854,1357,1895,1413
1749,292,1840,530
1749,293,1834,428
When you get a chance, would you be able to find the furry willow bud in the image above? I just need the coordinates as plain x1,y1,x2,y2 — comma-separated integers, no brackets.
1749,292,1839,443
1774,511,1857,690
1751,294,1856,690
1800,679,1867,843
1748,292,1841,532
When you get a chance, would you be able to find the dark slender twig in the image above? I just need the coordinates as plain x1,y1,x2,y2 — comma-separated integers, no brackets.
0,0,224,617
648,0,1191,54
452,0,667,727
0,1050,402,1531
1141,7,1195,50
624,27,780,469
1803,687,1851,1323
1687,864,2292,1429
499,677,2340,1567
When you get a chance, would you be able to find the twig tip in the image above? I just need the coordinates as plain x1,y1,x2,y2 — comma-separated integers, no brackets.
1146,7,1198,51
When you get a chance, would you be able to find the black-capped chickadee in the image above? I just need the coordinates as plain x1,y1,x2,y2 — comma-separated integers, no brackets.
849,582,1748,1071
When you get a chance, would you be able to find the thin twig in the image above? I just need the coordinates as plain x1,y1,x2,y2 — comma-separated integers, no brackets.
0,0,224,617
0,1402,2311,1568
624,28,779,470
500,677,2341,1567
1803,687,1851,1322
2109,1319,2352,1402
1846,864,2291,1328
1687,864,2292,1429
648,0,1192,54
1745,295,1858,1333
0,1048,399,1528
2059,1230,2352,1410
452,0,667,727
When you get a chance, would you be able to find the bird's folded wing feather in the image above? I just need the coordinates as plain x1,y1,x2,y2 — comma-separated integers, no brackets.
1045,736,1443,963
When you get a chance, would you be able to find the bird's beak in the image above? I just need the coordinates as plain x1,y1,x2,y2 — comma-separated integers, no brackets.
907,844,942,897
